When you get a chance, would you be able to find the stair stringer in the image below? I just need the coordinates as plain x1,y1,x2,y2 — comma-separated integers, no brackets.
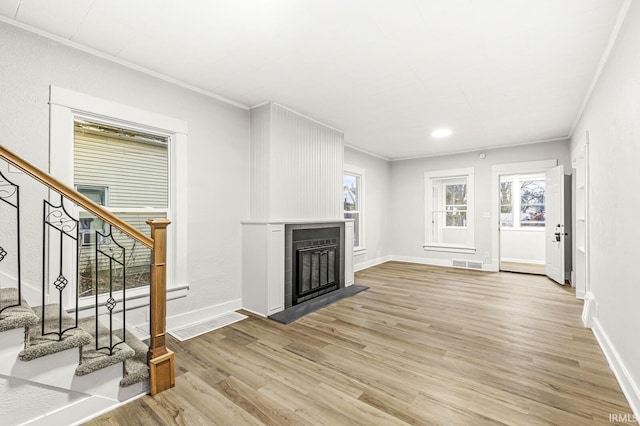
0,327,146,402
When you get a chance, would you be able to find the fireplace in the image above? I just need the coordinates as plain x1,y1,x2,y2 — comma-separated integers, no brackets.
285,224,345,308
292,227,340,305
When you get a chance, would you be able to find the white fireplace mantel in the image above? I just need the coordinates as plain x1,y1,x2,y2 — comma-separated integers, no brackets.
242,220,354,317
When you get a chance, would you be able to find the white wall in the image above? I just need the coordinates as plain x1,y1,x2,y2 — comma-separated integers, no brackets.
344,147,391,269
389,141,570,268
0,22,250,322
570,0,640,415
500,230,545,263
250,102,344,221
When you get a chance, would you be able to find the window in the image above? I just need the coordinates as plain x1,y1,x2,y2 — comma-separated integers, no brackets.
500,181,513,226
76,185,108,247
74,120,169,297
500,175,545,229
344,165,364,250
445,183,467,227
424,168,475,253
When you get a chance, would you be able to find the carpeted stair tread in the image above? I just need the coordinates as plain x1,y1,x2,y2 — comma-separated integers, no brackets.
75,316,135,376
19,304,92,361
117,329,150,387
0,288,39,332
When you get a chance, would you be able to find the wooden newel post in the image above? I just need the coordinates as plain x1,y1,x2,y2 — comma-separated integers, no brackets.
146,218,175,396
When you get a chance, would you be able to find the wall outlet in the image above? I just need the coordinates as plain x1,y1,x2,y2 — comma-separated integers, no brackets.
483,211,490,218
484,251,490,258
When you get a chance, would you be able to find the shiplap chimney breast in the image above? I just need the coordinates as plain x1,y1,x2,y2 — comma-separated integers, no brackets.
250,102,344,220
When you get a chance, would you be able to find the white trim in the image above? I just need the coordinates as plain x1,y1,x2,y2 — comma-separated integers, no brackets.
50,86,188,134
569,0,633,137
344,164,365,251
166,298,243,331
253,101,344,134
591,317,640,422
424,167,475,250
491,159,558,274
68,393,149,426
344,144,391,161
582,291,596,328
353,255,392,272
0,16,248,111
423,244,476,254
390,138,568,162
500,257,545,265
48,86,189,303
390,255,496,272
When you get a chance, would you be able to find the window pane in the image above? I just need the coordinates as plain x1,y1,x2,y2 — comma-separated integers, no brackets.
344,174,358,212
74,121,169,209
446,184,467,206
446,211,467,227
520,180,545,206
520,205,545,226
345,212,359,247
500,206,513,227
78,211,166,297
77,186,107,206
500,181,512,205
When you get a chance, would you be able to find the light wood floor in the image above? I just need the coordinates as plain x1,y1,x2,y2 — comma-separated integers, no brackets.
500,261,546,275
88,262,632,425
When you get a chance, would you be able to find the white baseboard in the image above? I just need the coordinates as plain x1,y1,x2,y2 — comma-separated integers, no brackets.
240,307,267,318
591,318,640,423
354,255,392,272
389,255,498,272
582,291,595,328
500,257,545,265
166,298,243,332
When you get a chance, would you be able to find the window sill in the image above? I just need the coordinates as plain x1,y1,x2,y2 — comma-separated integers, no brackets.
71,284,190,314
354,247,367,255
423,244,476,254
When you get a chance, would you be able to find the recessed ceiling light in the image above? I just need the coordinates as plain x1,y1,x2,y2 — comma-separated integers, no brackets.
431,128,452,138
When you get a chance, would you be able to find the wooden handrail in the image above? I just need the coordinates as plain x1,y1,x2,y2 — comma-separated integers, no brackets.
0,144,153,248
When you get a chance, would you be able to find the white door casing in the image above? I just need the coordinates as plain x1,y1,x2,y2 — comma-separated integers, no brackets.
545,165,565,284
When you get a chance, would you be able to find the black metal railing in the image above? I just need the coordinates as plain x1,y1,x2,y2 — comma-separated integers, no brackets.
0,170,21,315
95,226,127,355
42,195,79,339
1,162,133,356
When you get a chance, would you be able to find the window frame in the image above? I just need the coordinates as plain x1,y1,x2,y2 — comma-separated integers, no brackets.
424,168,475,254
49,86,189,311
343,164,365,253
499,174,546,231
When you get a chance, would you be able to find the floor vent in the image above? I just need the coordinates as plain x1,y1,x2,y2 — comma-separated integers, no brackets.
452,259,484,270
168,312,247,342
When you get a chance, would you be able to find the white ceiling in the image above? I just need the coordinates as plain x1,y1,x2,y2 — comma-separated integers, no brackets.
0,0,626,159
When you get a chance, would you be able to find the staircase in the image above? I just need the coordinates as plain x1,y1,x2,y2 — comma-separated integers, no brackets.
0,145,175,425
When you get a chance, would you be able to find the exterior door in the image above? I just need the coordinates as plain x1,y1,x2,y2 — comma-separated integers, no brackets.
545,165,565,284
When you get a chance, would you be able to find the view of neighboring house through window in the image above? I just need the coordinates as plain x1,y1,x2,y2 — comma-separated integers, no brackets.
344,166,363,250
424,168,475,253
500,175,546,228
74,120,169,297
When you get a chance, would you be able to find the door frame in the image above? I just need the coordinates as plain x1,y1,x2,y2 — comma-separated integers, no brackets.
490,159,558,272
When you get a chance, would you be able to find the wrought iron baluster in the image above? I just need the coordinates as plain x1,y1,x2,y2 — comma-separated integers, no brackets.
0,170,21,315
95,225,126,356
42,195,79,340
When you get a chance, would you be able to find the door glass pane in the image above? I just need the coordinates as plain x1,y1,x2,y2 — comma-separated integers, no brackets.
520,205,545,227
520,180,545,206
